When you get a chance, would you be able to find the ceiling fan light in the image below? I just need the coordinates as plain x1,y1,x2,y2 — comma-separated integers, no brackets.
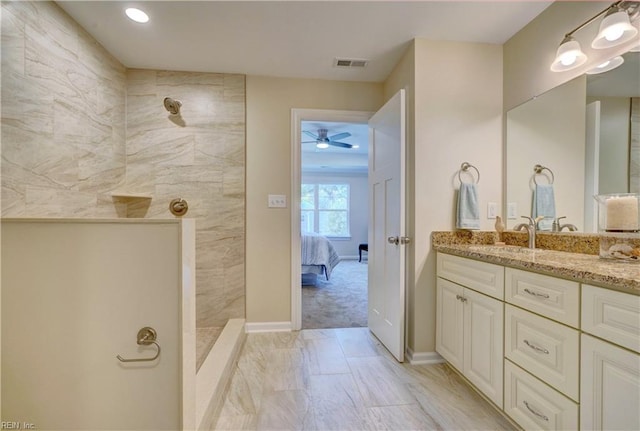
316,142,329,149
585,55,625,74
591,8,638,49
550,36,588,72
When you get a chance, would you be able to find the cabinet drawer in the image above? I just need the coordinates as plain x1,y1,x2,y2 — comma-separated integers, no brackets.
582,284,640,354
505,305,579,401
437,253,504,300
504,360,578,431
505,268,579,328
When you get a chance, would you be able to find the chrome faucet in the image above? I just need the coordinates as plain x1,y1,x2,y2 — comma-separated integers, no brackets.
514,216,542,249
552,216,578,232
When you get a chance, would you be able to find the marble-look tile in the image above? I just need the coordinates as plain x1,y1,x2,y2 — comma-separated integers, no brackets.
255,390,314,431
335,327,382,358
210,414,256,431
196,326,223,372
347,356,415,407
212,331,516,431
1,4,26,76
302,328,338,340
217,363,258,417
304,337,351,375
263,348,308,392
407,364,514,430
365,404,438,431
309,373,369,431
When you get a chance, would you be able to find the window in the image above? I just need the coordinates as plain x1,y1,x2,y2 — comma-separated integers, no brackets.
301,183,350,237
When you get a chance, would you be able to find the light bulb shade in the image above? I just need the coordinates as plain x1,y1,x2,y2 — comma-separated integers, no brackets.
316,142,329,149
592,9,638,49
550,37,588,72
586,55,625,74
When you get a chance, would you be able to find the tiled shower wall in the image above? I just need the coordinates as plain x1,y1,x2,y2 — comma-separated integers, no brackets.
1,1,127,217
1,1,245,328
125,69,245,327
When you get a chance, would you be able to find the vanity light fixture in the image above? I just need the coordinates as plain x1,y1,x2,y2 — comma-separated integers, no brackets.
550,1,639,72
586,55,625,74
592,5,638,48
125,7,149,23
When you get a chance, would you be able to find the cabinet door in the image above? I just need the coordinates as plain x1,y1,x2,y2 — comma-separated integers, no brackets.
436,277,464,371
463,288,504,408
581,334,640,431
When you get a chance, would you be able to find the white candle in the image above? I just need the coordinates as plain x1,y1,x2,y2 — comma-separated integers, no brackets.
606,196,639,231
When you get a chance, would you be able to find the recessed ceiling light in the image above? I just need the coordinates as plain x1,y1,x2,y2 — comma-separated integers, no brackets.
125,7,149,23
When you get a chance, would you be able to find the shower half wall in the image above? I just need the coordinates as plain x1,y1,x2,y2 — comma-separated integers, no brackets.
0,1,246,358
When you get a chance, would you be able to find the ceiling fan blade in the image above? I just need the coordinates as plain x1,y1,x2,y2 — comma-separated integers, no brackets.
329,132,351,141
328,141,353,149
303,131,319,139
301,141,317,144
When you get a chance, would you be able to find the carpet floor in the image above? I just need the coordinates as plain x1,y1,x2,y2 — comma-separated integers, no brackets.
302,259,368,329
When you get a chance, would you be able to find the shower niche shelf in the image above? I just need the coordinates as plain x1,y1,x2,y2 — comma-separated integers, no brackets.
110,191,153,200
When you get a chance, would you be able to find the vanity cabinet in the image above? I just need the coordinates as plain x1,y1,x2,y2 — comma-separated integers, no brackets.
437,251,640,431
436,254,504,408
580,284,640,431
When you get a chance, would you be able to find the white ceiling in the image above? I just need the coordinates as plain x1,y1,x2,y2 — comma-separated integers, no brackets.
56,1,553,83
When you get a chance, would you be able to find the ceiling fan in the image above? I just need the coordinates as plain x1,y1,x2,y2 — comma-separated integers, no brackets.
302,129,353,149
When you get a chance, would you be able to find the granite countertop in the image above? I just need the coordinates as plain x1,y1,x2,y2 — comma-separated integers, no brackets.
434,244,640,295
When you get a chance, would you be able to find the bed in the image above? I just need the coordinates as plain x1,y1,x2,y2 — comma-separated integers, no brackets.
301,233,341,280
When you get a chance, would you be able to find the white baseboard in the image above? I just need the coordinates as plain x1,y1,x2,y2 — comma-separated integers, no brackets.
245,321,292,333
406,348,444,365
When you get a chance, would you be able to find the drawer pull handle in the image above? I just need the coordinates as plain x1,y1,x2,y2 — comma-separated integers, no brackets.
524,339,549,354
523,400,549,422
455,294,467,303
524,288,550,299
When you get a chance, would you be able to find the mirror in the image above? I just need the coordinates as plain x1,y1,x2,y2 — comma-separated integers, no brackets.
506,50,640,233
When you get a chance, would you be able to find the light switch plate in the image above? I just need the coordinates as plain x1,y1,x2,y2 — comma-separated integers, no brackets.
507,202,518,219
268,194,287,208
487,202,498,219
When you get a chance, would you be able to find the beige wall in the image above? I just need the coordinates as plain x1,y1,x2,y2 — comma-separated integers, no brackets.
382,42,417,353
245,76,383,323
415,40,503,353
504,1,637,110
383,40,503,355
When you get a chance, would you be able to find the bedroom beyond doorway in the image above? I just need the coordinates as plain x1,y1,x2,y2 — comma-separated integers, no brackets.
302,259,368,329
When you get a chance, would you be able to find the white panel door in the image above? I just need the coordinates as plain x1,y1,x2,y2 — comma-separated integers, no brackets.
463,288,504,408
436,278,464,371
368,89,406,361
581,334,640,431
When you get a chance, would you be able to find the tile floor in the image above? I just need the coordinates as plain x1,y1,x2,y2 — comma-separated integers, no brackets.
211,327,516,430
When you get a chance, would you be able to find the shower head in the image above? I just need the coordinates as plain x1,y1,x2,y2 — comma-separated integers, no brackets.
163,97,182,115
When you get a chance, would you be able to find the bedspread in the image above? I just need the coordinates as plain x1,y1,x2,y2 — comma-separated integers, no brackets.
301,234,341,280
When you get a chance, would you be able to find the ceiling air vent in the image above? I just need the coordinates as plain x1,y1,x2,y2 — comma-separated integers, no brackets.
334,58,368,68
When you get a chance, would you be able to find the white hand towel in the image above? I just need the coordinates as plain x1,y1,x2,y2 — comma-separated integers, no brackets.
532,184,556,231
456,183,480,230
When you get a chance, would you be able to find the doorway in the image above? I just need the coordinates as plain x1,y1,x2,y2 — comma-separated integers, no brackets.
291,109,373,330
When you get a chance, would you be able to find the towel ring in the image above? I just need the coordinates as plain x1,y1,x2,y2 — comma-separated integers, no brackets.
533,164,554,185
458,162,480,184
